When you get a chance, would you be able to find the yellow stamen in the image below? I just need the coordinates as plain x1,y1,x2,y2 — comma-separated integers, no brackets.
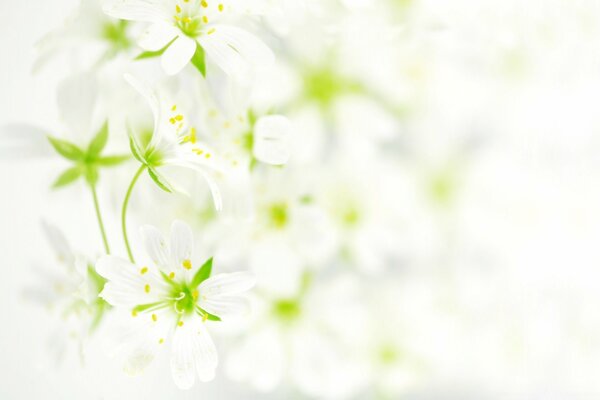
178,321,185,327
144,284,151,293
207,28,216,35
175,114,184,121
192,289,199,300
205,153,211,159
152,313,158,322
182,259,192,270
169,117,176,124
172,104,177,111
176,4,181,13
140,267,148,275
132,310,138,317
201,0,208,7
203,16,209,24
218,3,224,12
159,338,165,344
169,272,175,279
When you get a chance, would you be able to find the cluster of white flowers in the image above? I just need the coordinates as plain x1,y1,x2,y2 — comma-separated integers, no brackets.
9,0,600,398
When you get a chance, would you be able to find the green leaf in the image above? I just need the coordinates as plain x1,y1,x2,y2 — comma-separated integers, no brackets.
135,36,178,60
48,136,84,161
128,133,145,163
190,42,206,77
52,166,82,188
147,167,174,193
96,154,130,166
87,121,109,158
191,257,213,288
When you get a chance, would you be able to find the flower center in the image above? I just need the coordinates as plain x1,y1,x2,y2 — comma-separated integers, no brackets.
273,299,301,323
269,203,289,229
173,1,225,37
173,284,199,314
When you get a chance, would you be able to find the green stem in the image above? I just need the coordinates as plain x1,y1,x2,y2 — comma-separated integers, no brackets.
91,184,111,255
122,165,146,263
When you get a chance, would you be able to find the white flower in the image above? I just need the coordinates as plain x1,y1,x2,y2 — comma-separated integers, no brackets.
34,0,134,73
104,0,274,76
96,220,255,389
126,74,228,209
24,222,108,363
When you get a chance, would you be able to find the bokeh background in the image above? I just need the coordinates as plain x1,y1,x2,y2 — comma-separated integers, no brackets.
2,0,600,399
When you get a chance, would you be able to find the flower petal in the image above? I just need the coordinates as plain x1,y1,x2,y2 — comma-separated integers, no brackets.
170,220,193,267
199,296,250,318
138,23,179,51
103,0,169,23
170,318,218,389
161,36,197,76
199,272,256,297
199,25,274,80
96,256,167,306
140,225,170,268
253,115,292,165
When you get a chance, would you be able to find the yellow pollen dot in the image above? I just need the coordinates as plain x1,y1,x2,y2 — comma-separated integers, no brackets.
203,16,209,23
192,148,204,155
176,4,181,13
174,15,181,21
178,321,185,327
132,310,138,317
169,272,175,279
207,28,216,35
218,3,224,12
175,114,184,121
145,284,151,293
183,17,191,23
169,117,176,124
205,153,211,159
192,289,199,300
172,105,177,111
140,267,148,275
201,1,208,7
182,259,192,270
152,313,158,322
159,338,165,344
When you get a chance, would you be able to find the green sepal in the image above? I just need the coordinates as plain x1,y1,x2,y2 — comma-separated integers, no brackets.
190,42,206,77
132,302,165,313
135,37,178,60
52,166,82,188
148,166,174,193
48,136,84,161
195,305,221,321
128,133,145,163
87,120,109,159
96,154,130,166
191,257,213,288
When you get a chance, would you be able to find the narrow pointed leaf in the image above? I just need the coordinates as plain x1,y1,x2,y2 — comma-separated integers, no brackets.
134,37,178,60
52,166,82,188
190,42,206,77
48,136,84,161
128,133,144,163
191,257,213,288
96,154,130,166
87,120,109,158
147,166,174,193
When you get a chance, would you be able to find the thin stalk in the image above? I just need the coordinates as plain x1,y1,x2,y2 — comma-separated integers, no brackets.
122,165,146,263
90,184,111,254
